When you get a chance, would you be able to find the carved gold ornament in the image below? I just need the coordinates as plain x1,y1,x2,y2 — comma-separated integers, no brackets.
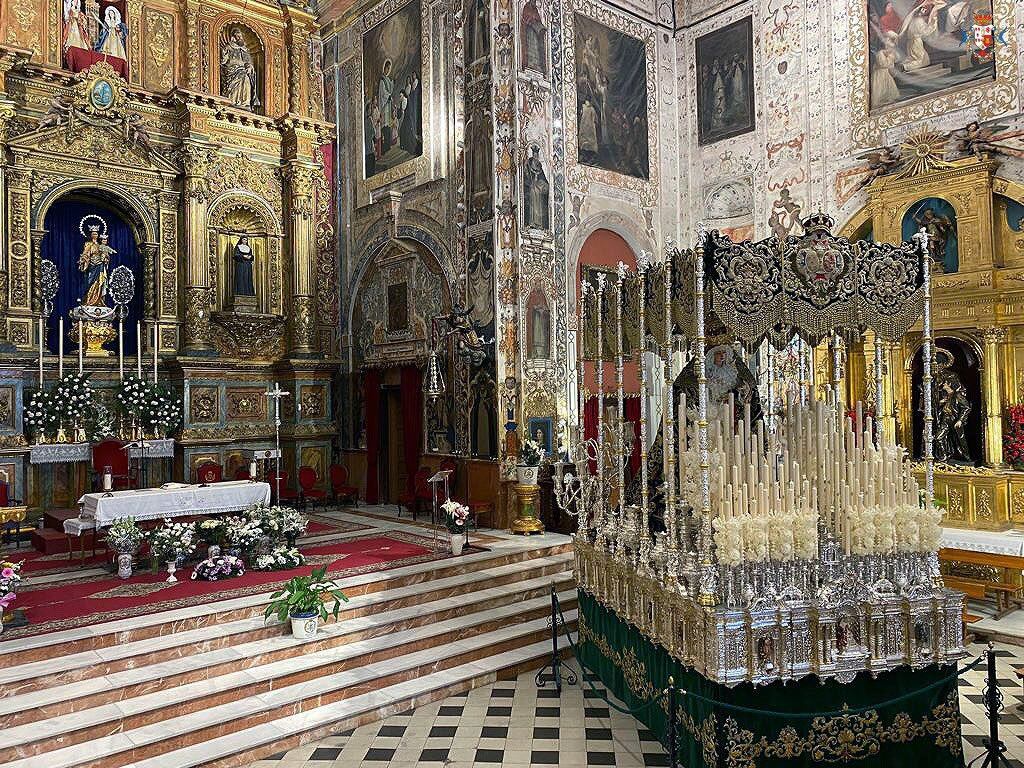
894,130,954,179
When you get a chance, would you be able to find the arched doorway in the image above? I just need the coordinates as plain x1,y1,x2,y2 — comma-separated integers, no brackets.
40,191,144,355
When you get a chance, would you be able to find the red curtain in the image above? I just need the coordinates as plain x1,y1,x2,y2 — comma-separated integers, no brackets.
400,366,424,497
624,397,641,477
65,48,128,78
363,369,382,504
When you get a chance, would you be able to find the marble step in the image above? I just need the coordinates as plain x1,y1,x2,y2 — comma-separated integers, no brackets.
0,568,575,727
0,609,579,768
0,550,573,698
0,541,573,667
134,634,573,768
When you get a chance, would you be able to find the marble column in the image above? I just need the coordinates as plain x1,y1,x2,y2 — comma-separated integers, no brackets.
181,144,215,356
983,326,1006,467
285,162,317,356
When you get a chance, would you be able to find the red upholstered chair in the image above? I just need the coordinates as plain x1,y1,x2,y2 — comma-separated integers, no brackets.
397,467,431,520
298,465,327,509
234,467,252,480
0,479,24,548
195,462,223,484
268,470,300,505
92,439,131,490
329,464,358,505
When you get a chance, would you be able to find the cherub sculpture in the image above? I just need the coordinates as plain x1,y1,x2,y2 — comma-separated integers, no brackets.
953,120,1011,159
854,145,901,191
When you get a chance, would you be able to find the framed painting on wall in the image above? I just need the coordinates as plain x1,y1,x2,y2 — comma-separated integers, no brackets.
695,16,755,147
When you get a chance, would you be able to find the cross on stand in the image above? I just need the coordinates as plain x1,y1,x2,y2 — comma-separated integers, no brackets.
265,383,290,503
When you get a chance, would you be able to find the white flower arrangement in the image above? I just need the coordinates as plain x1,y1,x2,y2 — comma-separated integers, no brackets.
254,546,305,571
148,520,197,561
116,375,183,436
25,374,98,438
224,515,264,552
793,514,819,561
108,516,145,554
246,504,307,542
714,511,819,566
519,439,545,467
846,503,943,555
441,498,471,533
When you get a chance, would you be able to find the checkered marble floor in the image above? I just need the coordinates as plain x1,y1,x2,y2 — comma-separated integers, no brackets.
251,641,1024,768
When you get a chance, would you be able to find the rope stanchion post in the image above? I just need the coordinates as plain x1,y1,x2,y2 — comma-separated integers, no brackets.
666,677,679,768
535,584,577,694
969,642,1012,768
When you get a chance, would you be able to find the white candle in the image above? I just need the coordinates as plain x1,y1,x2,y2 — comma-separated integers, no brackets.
58,316,64,378
38,317,44,387
77,317,84,374
249,460,258,480
103,467,113,491
152,324,158,383
118,318,124,382
136,320,143,379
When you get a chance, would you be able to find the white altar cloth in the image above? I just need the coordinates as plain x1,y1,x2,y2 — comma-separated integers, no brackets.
79,480,272,526
939,526,1024,557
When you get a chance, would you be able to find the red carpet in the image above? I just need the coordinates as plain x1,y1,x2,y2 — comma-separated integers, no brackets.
4,530,474,637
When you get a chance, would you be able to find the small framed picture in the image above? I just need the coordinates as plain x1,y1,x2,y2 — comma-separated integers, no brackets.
526,416,553,454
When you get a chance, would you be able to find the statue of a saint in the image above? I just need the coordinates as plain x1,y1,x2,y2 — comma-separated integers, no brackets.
78,226,113,307
232,236,256,297
932,368,973,463
220,28,259,111
523,146,550,230
913,205,956,273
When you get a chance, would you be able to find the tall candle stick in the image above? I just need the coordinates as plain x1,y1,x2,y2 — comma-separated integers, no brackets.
38,317,44,387
136,320,143,379
152,323,158,383
77,317,84,374
58,316,64,378
118,318,124,382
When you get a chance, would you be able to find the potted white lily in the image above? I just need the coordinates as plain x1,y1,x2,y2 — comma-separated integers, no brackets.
441,499,471,555
517,438,544,486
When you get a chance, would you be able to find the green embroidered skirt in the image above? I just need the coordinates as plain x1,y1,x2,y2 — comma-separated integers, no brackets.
576,588,964,768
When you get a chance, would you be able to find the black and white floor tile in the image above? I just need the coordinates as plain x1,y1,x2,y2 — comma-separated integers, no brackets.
251,642,1024,768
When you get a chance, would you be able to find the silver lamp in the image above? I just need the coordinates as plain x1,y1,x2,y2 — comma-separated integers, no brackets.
423,347,445,401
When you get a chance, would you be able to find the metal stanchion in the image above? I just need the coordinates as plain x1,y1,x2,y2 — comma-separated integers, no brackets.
969,642,1013,768
534,584,577,694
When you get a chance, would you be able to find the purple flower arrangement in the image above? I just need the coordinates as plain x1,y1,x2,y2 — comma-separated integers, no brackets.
191,554,246,582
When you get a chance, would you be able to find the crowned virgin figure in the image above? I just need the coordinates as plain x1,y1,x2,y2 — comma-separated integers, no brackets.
79,225,113,307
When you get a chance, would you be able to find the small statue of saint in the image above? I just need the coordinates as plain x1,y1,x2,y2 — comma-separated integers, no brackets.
220,28,259,111
78,226,113,306
232,236,256,298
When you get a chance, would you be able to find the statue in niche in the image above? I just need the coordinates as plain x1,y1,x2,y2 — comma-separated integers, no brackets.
232,236,256,298
467,0,490,64
912,202,956,273
94,5,129,62
931,350,972,464
526,288,550,360
220,27,260,111
78,222,113,307
520,0,547,75
523,146,550,231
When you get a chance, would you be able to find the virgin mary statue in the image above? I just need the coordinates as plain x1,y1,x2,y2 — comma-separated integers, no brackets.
78,226,113,307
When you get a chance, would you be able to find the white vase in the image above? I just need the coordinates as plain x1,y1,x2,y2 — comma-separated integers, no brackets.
450,533,465,556
517,465,540,486
207,545,221,559
290,613,319,640
165,560,178,583
117,553,133,580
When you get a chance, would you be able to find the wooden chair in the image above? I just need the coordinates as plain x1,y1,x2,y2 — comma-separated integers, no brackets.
268,470,300,506
195,462,223,484
440,458,491,530
0,480,25,548
92,439,131,490
329,464,359,505
298,465,327,510
397,467,431,520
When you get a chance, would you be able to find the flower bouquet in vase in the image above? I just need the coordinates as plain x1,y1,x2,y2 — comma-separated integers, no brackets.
516,439,545,487
197,518,227,558
107,517,145,579
148,520,197,582
0,560,23,633
441,499,471,555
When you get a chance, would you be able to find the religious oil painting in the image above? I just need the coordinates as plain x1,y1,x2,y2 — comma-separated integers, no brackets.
695,16,755,147
362,0,423,179
526,416,553,454
573,13,650,180
867,0,997,112
901,196,959,274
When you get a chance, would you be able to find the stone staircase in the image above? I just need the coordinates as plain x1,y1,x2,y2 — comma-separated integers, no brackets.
0,540,576,768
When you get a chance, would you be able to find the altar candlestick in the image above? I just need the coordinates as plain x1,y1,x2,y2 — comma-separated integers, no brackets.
118,318,125,382
136,320,143,379
77,317,84,374
38,317,44,387
58,317,64,378
249,459,258,481
152,324,158,383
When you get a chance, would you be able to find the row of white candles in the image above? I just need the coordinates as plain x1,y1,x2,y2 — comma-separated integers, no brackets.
682,392,922,557
38,316,159,386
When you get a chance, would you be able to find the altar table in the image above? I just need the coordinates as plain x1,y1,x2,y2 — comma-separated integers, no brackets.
939,526,1024,557
78,480,272,526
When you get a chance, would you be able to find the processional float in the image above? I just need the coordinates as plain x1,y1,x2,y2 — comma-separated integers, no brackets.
554,213,966,766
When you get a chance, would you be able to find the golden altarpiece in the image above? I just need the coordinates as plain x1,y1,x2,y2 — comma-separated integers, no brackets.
837,139,1024,536
0,0,340,511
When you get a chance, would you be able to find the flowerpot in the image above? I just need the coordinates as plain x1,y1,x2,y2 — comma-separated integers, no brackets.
207,545,221,559
165,560,178,583
117,553,133,580
450,533,465,556
151,556,160,574
517,465,540,486
290,612,319,640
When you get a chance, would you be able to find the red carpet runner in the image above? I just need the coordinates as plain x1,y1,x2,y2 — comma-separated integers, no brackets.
5,531,469,637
